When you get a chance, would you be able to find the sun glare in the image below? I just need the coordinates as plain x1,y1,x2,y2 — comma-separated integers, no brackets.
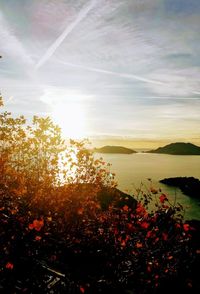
52,103,86,139
41,88,88,139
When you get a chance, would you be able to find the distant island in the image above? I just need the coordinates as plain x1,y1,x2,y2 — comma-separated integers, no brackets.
148,142,200,155
94,145,136,154
160,177,200,199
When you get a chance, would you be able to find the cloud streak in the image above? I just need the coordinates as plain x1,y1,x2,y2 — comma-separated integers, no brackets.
35,0,97,69
59,60,164,85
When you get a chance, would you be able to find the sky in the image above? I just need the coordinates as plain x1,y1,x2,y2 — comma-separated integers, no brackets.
0,0,200,148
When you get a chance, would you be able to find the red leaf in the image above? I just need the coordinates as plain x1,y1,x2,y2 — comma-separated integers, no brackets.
140,221,150,229
159,194,167,203
136,203,146,214
6,262,14,270
80,286,85,293
162,232,168,241
28,223,34,230
127,223,135,232
147,265,151,272
146,230,155,238
183,223,190,232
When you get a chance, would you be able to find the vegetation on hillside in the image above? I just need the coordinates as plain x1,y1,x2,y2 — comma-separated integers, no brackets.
94,145,136,154
148,142,200,155
0,96,199,293
160,177,200,199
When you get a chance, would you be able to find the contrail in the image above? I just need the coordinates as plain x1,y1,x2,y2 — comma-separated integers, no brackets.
58,60,164,85
35,0,97,69
141,96,200,100
58,60,200,96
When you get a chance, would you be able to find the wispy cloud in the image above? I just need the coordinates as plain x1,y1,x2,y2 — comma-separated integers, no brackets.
147,68,200,97
1,0,200,143
35,0,97,69
0,11,33,66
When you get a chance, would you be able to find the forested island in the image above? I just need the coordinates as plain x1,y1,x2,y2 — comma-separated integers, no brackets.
148,142,200,155
94,145,136,154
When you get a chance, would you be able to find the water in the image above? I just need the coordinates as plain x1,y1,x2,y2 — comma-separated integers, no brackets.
97,153,200,220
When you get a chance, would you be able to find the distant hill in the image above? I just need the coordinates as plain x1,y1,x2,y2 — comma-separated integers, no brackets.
160,177,200,199
94,146,136,154
148,142,200,155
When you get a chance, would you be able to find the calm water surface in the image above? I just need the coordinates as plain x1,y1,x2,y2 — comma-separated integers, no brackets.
97,153,200,220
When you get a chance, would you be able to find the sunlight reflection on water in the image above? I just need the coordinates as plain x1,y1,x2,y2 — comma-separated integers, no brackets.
95,153,200,220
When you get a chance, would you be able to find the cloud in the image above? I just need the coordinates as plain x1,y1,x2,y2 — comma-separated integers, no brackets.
1,0,200,141
1,80,48,117
0,11,33,66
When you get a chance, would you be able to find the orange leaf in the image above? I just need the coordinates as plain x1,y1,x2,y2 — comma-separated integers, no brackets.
165,269,169,273
35,235,42,241
122,205,129,212
77,208,84,215
150,187,158,194
136,242,143,248
121,240,126,247
29,219,44,231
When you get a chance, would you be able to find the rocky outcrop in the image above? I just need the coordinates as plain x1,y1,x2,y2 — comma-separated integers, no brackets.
160,177,200,198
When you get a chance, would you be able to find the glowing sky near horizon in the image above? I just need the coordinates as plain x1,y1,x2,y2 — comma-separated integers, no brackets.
0,0,200,144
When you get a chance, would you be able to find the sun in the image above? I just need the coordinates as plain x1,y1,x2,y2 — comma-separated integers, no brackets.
41,87,88,139
52,102,86,139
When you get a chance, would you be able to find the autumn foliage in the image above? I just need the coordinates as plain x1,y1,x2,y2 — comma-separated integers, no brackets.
0,96,199,293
